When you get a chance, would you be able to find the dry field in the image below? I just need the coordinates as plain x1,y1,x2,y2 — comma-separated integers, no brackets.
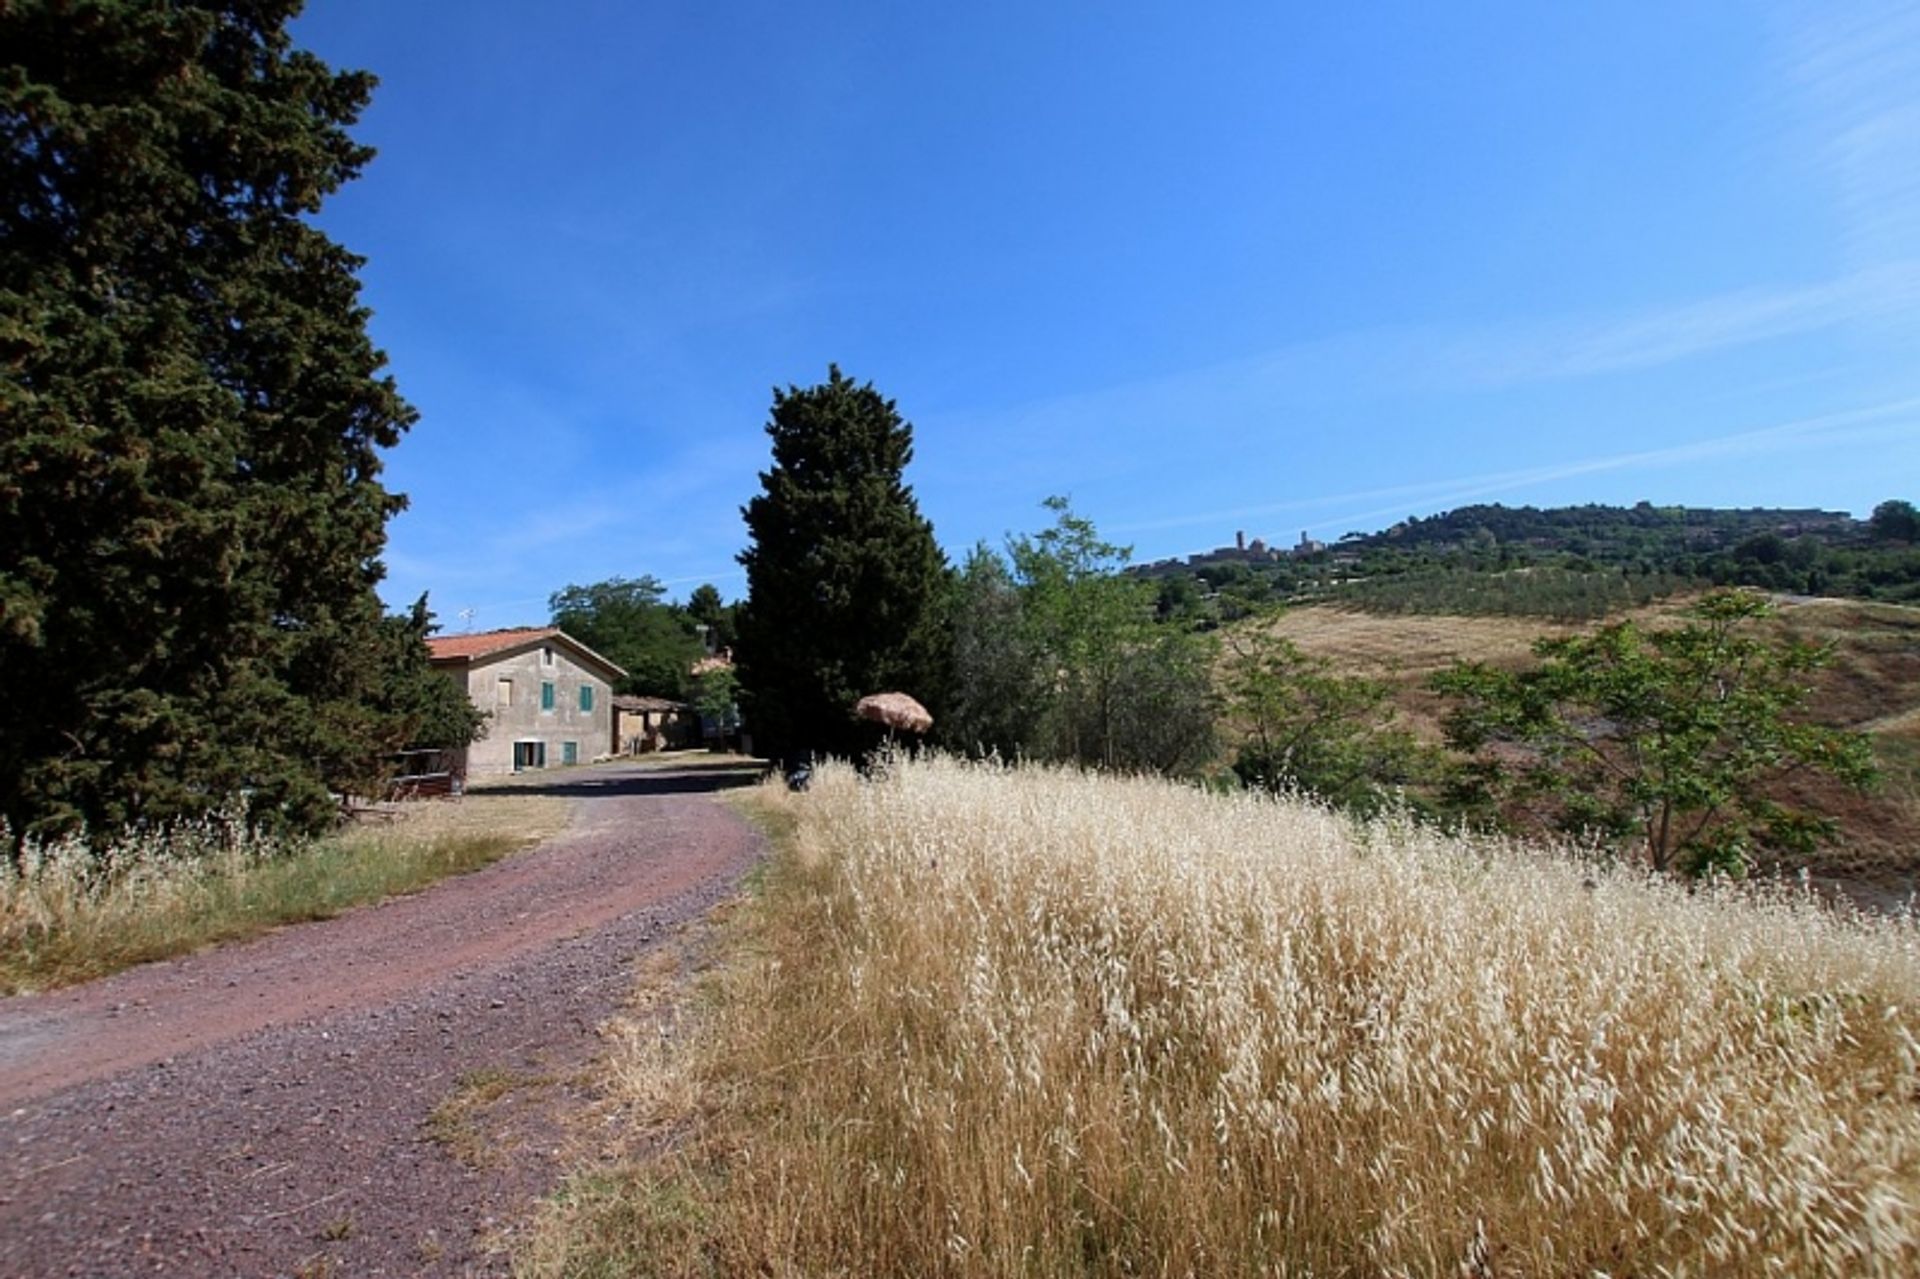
527,756,1920,1277
1253,598,1684,742
1256,598,1920,888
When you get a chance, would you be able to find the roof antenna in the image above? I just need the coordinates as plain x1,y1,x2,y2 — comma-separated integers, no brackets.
457,606,477,633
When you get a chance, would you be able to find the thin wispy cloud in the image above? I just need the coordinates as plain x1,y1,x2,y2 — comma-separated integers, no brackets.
1314,397,1920,537
936,260,1917,492
1452,262,1920,384
1124,396,1920,546
1779,0,1920,265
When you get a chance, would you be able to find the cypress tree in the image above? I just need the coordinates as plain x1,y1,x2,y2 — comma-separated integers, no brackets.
736,367,948,761
1,1,454,838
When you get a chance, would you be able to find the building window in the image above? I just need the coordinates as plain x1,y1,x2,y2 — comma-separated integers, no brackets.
579,685,594,712
540,681,555,711
562,741,578,765
541,645,555,668
513,741,547,771
496,678,513,706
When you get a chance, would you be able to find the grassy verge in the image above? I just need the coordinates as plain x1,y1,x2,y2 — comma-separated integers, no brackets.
526,756,1920,1278
0,790,570,994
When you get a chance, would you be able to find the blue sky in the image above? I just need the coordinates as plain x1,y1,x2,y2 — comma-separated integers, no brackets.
291,1,1920,625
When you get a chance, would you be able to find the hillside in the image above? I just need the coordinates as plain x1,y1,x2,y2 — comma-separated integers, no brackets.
1253,597,1920,901
1348,500,1860,554
1140,500,1920,615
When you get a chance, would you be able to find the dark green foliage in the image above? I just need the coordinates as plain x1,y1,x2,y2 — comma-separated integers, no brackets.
383,599,489,747
1431,591,1878,875
1871,499,1920,545
549,576,702,698
685,582,738,652
1102,633,1218,775
690,663,740,726
1,1,430,838
352,596,488,793
945,544,1041,759
1222,627,1425,815
1362,501,1856,552
1132,500,1920,613
735,367,950,761
951,499,1216,775
1353,503,1920,603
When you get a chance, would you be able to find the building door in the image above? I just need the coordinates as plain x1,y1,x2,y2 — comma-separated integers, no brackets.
513,740,547,771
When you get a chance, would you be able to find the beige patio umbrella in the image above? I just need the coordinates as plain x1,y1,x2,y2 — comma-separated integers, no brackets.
854,691,933,735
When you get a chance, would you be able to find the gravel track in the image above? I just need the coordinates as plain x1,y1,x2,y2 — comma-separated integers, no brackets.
0,759,765,1277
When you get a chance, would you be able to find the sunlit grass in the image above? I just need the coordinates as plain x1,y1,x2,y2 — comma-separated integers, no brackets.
0,791,570,994
530,755,1920,1277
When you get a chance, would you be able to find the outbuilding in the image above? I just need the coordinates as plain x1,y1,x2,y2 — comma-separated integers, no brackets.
612,694,693,754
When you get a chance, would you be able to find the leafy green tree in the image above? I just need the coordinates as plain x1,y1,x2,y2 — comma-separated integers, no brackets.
1105,631,1219,775
689,661,741,749
1011,499,1148,768
945,544,1042,759
735,367,949,761
690,663,740,724
1153,573,1211,626
1,1,424,838
549,576,702,699
1222,626,1422,814
1431,591,1877,875
1010,499,1216,774
685,582,738,653
1870,499,1920,544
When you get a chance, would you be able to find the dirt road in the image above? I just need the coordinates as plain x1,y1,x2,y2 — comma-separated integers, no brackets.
0,759,765,1277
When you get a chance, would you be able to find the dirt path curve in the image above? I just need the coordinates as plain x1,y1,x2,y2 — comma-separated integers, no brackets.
0,758,766,1278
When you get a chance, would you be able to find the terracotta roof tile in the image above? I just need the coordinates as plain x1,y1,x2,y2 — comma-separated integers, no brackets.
425,627,558,662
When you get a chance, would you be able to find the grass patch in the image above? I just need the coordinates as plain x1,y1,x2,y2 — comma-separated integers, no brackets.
0,791,570,994
526,757,1920,1277
425,1067,553,1168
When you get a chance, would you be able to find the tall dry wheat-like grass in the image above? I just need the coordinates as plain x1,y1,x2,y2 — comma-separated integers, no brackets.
536,755,1920,1278
0,792,568,992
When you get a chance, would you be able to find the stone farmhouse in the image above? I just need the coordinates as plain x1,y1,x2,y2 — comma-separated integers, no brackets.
426,627,625,776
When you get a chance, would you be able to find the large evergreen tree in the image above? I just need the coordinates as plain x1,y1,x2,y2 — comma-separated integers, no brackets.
1,1,443,838
736,367,948,761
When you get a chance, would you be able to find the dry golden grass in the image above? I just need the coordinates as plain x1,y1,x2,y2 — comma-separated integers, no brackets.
1259,607,1581,677
1250,600,1694,744
1251,599,1920,879
527,756,1920,1277
0,789,571,994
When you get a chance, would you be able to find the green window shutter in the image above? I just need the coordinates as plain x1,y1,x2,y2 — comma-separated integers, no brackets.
541,681,555,710
579,685,594,712
562,741,578,765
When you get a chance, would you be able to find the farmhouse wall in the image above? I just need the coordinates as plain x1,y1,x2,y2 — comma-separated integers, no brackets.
461,644,615,775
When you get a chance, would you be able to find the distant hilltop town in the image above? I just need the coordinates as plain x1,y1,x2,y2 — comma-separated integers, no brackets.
1134,529,1331,576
